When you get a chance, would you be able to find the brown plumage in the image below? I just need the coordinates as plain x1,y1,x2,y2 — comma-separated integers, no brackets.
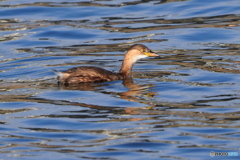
54,44,158,84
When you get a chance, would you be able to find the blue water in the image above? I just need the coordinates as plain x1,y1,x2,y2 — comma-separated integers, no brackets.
0,0,240,159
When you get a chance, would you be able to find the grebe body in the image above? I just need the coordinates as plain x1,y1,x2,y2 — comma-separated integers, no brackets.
55,44,158,84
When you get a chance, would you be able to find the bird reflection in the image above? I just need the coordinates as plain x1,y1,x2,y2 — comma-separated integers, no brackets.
28,78,159,123
56,77,157,105
120,78,157,102
118,78,157,117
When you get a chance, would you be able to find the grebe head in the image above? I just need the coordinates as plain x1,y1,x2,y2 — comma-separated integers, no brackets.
125,44,158,63
119,44,158,77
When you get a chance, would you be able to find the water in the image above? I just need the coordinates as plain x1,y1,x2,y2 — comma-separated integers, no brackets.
0,0,240,159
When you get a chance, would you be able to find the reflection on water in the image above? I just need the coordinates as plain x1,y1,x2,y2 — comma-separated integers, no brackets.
0,0,240,159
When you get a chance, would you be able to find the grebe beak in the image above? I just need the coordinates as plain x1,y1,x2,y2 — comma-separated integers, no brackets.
144,50,159,57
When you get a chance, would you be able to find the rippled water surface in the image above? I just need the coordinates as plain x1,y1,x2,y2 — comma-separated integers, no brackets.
0,0,240,159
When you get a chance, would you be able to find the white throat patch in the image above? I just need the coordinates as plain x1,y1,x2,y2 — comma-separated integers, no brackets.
134,54,148,62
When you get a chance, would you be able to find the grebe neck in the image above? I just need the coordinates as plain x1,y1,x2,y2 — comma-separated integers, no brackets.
118,49,147,78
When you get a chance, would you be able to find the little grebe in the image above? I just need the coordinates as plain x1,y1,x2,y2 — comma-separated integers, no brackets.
54,44,158,84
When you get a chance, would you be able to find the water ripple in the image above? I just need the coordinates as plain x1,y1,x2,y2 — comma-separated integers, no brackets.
0,0,240,159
